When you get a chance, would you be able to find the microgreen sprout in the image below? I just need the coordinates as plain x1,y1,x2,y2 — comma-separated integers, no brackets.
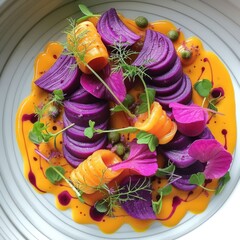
194,79,224,113
189,172,215,192
35,150,84,203
84,120,159,152
77,4,100,23
152,184,172,214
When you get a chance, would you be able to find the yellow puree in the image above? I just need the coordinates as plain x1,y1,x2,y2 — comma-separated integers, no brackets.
16,17,236,233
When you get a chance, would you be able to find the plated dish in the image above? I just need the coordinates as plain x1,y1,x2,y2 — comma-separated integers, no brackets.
0,0,240,240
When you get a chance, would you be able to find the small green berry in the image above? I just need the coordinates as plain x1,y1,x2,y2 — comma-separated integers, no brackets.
167,30,179,41
135,16,148,28
181,49,192,59
115,143,126,156
108,132,121,144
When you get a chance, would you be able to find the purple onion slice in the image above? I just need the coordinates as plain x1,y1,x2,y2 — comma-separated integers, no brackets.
97,8,140,46
35,52,80,95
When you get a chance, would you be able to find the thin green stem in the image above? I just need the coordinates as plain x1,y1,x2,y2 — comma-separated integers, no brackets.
86,64,135,118
139,76,151,117
95,126,137,134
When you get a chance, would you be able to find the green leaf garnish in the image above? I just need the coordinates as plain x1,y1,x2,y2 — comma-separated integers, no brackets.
136,88,156,114
45,166,65,184
215,172,231,195
189,172,205,185
152,185,172,214
77,4,100,23
194,79,212,97
111,94,134,113
136,131,159,152
84,120,96,139
156,164,176,177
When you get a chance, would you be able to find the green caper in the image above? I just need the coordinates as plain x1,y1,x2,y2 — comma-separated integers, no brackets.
123,150,130,160
135,16,149,28
181,49,192,59
108,132,121,144
167,30,179,41
115,143,126,156
48,105,60,118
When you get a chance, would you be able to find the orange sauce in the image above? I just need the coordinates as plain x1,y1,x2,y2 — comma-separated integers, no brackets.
16,16,236,233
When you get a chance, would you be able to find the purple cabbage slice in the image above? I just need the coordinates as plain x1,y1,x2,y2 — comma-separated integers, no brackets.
35,52,80,95
119,176,156,220
80,65,126,103
97,8,140,46
64,100,109,127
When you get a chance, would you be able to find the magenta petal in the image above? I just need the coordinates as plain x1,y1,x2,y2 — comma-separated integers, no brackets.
80,65,126,103
110,141,158,176
188,139,233,179
169,102,208,137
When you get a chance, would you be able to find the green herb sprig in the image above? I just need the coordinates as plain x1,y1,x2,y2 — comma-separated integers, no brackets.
29,89,74,149
84,120,159,152
77,4,100,23
152,184,172,214
110,43,153,116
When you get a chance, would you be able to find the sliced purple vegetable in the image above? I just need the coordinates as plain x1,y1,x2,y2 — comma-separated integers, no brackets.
110,140,158,176
119,176,156,220
35,52,80,95
193,127,215,140
133,30,177,74
63,132,107,159
172,177,197,191
67,87,98,103
160,131,192,150
160,144,197,168
97,8,140,46
63,113,108,142
149,58,183,87
64,100,109,127
148,75,183,96
155,74,192,110
80,65,126,103
63,145,84,168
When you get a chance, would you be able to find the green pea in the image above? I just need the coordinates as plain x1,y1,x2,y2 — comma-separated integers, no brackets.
135,16,148,28
115,143,126,156
108,132,121,144
181,49,192,59
167,30,179,41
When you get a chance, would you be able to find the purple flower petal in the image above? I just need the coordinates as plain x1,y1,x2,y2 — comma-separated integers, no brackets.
169,102,208,137
188,139,232,179
110,140,158,176
80,64,126,103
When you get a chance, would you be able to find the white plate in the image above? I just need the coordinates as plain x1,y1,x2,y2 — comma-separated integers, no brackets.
0,0,239,239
